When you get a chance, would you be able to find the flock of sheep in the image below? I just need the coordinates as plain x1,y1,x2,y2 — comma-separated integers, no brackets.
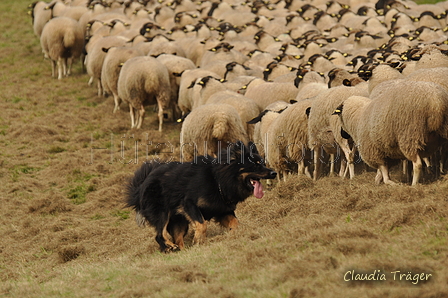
30,0,448,185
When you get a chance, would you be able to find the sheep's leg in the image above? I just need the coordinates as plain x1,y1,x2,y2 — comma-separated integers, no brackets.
157,102,164,132
113,93,121,113
62,57,68,77
313,150,321,181
375,169,383,184
51,60,56,78
329,154,335,176
136,104,145,129
97,79,102,97
88,76,94,86
57,58,63,80
67,57,73,76
129,104,136,128
379,164,396,185
298,160,305,175
411,156,423,186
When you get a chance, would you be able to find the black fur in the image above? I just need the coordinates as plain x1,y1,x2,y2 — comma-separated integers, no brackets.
126,141,276,252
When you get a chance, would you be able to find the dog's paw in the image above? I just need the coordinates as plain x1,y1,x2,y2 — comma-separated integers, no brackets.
164,244,180,253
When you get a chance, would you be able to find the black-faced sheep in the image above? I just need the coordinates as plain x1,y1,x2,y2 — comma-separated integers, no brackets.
117,56,172,131
334,80,448,185
40,16,84,80
179,103,249,161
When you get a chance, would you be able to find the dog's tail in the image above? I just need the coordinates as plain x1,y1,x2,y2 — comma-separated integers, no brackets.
125,162,159,227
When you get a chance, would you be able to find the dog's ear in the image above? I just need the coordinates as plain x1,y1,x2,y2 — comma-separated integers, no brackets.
247,141,259,155
227,141,244,162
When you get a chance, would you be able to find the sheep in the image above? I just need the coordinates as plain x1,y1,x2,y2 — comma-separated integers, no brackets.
244,81,299,110
29,1,53,38
265,99,313,180
192,76,228,109
293,69,328,101
368,64,404,94
117,56,172,131
207,90,261,140
179,103,249,161
156,54,196,119
101,46,144,113
334,79,448,185
307,85,369,180
40,16,84,80
85,35,128,96
178,69,221,117
248,101,291,158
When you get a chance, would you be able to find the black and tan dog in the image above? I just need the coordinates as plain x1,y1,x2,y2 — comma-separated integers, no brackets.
126,141,277,252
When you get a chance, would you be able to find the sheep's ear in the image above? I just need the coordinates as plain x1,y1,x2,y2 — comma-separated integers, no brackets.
247,110,268,124
341,127,351,139
305,107,311,118
332,104,343,115
187,80,196,89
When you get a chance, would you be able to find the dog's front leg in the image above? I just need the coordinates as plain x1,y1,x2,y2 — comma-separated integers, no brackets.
216,213,239,230
192,221,207,245
183,200,207,245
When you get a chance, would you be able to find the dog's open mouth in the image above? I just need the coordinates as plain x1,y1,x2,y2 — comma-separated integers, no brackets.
250,178,264,198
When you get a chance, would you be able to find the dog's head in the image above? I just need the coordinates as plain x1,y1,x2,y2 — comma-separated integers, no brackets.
225,141,277,199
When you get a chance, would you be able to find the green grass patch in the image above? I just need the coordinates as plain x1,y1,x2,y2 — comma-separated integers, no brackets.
111,210,130,220
10,164,40,181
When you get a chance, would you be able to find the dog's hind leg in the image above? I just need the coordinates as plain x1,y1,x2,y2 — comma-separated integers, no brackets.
167,214,189,250
155,211,180,253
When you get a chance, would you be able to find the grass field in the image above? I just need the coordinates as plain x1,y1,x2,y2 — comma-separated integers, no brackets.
1,0,448,297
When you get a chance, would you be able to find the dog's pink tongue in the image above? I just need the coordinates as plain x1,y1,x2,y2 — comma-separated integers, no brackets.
253,180,264,198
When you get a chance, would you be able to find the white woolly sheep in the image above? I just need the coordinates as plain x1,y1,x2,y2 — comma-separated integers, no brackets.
368,64,404,94
266,99,313,180
178,69,221,116
245,81,299,110
334,79,448,185
117,56,172,131
248,101,291,158
179,103,249,161
85,35,128,96
308,85,369,180
192,76,228,109
40,16,84,80
30,1,53,38
156,54,196,119
293,69,328,101
101,46,144,113
207,90,260,140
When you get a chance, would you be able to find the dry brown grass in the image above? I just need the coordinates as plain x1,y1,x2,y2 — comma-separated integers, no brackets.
1,1,448,297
